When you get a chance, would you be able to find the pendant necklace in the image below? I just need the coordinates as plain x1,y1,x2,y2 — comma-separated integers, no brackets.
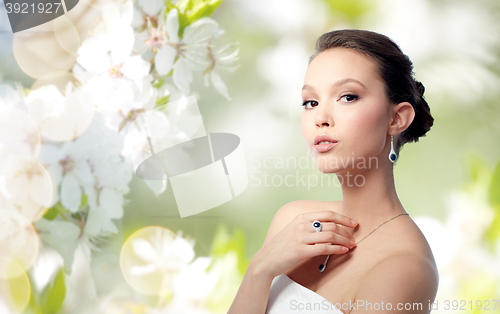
318,213,409,273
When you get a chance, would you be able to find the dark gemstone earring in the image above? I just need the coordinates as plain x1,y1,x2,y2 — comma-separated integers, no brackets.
389,131,397,163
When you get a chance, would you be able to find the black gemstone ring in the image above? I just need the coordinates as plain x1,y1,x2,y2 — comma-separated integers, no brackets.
312,220,322,232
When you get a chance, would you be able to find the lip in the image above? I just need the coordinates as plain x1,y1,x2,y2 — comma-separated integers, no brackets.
313,134,338,153
314,142,338,153
313,134,338,145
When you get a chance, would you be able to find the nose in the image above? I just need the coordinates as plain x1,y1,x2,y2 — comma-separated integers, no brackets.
315,102,333,128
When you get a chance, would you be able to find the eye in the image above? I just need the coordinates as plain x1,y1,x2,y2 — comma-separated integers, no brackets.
302,100,318,109
340,94,359,103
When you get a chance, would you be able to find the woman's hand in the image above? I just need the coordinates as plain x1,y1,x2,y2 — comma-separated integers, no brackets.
252,210,358,279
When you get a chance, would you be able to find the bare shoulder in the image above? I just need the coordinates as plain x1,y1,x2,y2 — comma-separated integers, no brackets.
353,252,439,313
262,200,308,246
262,200,337,246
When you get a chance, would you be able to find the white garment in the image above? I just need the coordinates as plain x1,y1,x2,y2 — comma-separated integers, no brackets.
265,274,344,314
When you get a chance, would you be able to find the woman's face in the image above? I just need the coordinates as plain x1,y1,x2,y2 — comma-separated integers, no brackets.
301,47,393,174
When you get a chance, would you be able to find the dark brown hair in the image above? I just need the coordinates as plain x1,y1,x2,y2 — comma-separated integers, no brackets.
310,29,433,155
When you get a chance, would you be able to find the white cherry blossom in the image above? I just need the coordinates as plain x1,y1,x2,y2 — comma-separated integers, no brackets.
76,0,135,75
39,113,132,232
204,41,240,100
0,84,24,110
171,256,221,304
0,89,40,159
25,83,95,142
34,113,133,271
130,230,195,277
155,8,218,94
76,0,153,131
34,218,82,273
80,56,151,125
0,155,53,222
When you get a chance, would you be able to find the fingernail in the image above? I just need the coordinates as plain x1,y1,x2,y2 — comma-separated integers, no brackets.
351,219,357,226
342,247,349,253
350,240,356,247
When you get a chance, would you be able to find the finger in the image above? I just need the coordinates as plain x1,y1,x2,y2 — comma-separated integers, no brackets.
312,222,353,239
307,243,350,256
301,210,358,228
306,231,356,249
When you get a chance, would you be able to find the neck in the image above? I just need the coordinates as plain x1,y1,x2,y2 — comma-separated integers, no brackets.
335,163,406,239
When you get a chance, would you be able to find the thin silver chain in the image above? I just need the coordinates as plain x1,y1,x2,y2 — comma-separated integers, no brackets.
355,213,409,245
318,212,409,273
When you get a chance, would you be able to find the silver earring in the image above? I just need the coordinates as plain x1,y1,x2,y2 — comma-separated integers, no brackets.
389,131,397,163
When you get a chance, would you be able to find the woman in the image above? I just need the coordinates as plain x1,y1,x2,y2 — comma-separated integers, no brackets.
228,29,438,314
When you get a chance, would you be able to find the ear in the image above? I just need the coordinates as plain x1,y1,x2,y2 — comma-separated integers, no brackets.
389,102,415,135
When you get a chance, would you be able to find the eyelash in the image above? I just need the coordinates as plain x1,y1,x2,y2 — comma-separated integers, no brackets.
301,94,359,108
301,100,318,108
341,94,359,102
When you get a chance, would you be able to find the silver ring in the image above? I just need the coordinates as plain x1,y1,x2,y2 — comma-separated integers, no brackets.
312,220,322,232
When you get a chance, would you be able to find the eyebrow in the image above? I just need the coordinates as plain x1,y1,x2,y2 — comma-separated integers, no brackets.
302,78,367,91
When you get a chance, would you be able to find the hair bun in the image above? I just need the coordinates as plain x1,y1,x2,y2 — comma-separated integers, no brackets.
414,80,425,98
401,79,433,146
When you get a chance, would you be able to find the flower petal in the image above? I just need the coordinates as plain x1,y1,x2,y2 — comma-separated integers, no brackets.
46,165,62,207
130,264,157,276
29,172,52,213
98,188,124,219
212,27,225,38
121,56,151,80
173,58,193,95
110,26,135,65
166,8,179,43
216,43,240,71
173,256,220,301
133,30,150,55
131,7,144,29
120,0,134,26
155,45,177,76
84,75,134,113
210,70,231,101
131,238,157,262
34,218,81,273
183,17,218,44
84,208,118,236
77,35,112,73
139,0,164,16
38,144,63,165
159,235,195,270
73,161,93,185
60,173,81,213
